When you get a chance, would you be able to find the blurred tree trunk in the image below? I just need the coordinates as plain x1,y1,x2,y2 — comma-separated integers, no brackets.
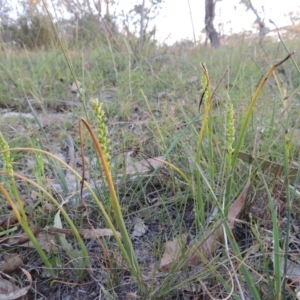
240,0,267,38
125,0,162,58
205,0,220,48
139,0,146,45
0,0,12,23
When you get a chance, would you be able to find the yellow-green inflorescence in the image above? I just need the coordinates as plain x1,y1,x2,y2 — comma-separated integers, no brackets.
226,100,235,157
0,132,13,176
90,98,111,168
201,71,209,107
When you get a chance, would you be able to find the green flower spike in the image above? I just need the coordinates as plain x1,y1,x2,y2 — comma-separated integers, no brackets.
90,98,111,168
201,71,209,107
226,100,235,156
0,132,13,176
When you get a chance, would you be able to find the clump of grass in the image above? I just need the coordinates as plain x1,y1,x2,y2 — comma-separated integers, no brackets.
1,10,300,298
148,50,296,299
0,133,56,278
79,100,144,284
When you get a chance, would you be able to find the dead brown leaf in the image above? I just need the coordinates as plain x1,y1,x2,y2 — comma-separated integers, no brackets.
0,268,32,300
79,228,121,239
45,227,77,236
125,156,165,175
41,201,56,213
17,226,41,245
227,179,251,228
30,190,39,202
0,254,23,273
0,215,18,230
0,227,42,248
131,217,148,238
69,80,81,93
22,231,58,253
187,223,223,266
188,179,250,266
126,292,139,299
46,227,120,239
159,234,187,272
3,226,118,254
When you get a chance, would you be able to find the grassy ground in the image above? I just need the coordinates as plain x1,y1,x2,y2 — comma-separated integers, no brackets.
1,35,300,299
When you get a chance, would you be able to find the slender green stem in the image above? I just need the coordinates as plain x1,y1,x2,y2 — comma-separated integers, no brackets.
260,173,281,299
225,52,295,213
0,183,55,277
79,119,142,280
195,63,214,225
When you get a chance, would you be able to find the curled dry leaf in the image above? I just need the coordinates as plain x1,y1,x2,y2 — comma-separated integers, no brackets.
0,268,32,300
188,179,250,266
0,226,53,252
131,217,148,238
126,292,139,299
19,231,57,253
125,156,165,175
79,228,121,239
159,234,187,273
0,215,18,230
187,222,223,267
46,227,121,239
17,226,41,245
0,254,23,273
69,80,81,93
227,179,251,228
13,226,119,254
42,201,56,213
